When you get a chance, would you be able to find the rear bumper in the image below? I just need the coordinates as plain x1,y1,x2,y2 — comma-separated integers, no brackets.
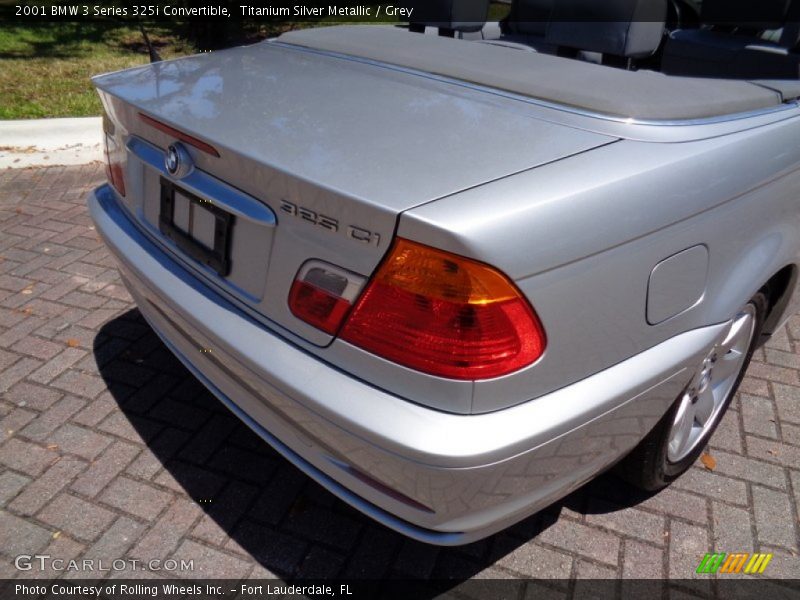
89,184,727,545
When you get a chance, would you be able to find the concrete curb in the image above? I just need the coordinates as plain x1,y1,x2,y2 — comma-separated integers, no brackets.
0,117,103,169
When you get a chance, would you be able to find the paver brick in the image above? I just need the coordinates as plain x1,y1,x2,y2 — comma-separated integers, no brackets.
71,392,117,427
707,449,787,490
0,510,53,557
667,521,711,588
0,437,59,476
126,427,191,480
18,395,84,441
99,476,172,520
82,515,147,562
48,423,113,460
27,347,86,384
131,498,203,561
10,335,64,360
584,500,667,546
38,493,116,542
97,411,161,444
9,456,86,515
170,539,252,579
5,381,63,411
740,393,779,438
492,537,573,579
752,486,798,551
673,467,749,506
15,535,85,579
771,382,800,424
746,435,800,467
0,357,42,393
621,539,664,579
70,439,141,497
536,519,621,567
711,501,755,553
50,369,106,399
191,481,258,547
0,471,31,507
0,407,37,442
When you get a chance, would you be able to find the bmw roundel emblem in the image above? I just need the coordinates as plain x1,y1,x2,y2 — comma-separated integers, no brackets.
165,143,193,178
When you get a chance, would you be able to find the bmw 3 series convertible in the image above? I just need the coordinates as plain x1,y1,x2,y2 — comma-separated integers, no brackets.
89,0,800,544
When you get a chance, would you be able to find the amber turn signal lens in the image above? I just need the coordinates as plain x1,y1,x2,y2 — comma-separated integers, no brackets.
340,239,546,380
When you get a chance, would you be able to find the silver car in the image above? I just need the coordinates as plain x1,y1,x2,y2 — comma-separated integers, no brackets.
89,12,800,544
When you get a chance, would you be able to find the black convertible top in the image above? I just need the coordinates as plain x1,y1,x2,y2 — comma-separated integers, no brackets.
277,25,795,121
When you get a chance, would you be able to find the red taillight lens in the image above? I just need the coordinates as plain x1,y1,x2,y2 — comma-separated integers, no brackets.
289,261,366,335
289,280,352,335
340,239,546,380
103,132,126,197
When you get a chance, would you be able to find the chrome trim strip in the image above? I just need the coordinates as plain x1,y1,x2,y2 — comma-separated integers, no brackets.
272,41,800,128
127,136,276,226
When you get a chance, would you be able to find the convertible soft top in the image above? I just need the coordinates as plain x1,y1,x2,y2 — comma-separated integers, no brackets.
276,25,797,121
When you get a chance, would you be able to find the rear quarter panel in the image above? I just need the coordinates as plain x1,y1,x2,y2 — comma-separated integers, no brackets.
397,114,800,412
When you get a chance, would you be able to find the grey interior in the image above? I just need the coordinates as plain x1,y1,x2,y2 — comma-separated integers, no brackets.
277,25,786,120
546,0,668,59
662,0,800,78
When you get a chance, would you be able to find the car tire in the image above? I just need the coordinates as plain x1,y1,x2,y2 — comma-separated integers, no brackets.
618,291,768,492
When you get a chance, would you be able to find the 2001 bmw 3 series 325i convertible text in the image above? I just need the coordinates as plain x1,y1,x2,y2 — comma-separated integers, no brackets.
88,0,800,544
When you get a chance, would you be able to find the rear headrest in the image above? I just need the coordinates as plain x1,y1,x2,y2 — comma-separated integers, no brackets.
546,0,667,58
701,0,791,30
506,0,554,37
407,0,490,33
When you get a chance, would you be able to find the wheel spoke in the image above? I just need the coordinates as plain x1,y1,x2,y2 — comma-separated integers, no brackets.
714,351,743,381
669,394,695,457
718,314,751,355
694,386,715,426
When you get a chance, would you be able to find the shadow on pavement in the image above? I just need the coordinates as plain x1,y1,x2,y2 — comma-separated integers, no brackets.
94,309,654,590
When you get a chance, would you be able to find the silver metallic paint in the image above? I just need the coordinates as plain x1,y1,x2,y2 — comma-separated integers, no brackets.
90,33,800,541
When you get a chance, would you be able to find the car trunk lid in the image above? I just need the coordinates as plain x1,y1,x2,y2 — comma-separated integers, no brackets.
93,39,614,345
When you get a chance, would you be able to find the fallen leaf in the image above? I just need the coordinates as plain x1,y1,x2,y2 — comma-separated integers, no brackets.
65,338,80,348
52,531,61,539
46,444,59,450
21,288,32,295
700,452,716,471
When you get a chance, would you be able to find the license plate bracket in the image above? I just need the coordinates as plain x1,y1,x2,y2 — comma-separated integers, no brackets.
159,178,234,276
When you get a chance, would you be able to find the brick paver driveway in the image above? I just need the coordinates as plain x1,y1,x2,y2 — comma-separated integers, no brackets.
1,165,799,585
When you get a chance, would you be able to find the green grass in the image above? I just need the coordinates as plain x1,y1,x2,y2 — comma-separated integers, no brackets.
0,23,196,119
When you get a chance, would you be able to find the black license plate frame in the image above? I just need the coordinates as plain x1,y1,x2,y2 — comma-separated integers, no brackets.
159,178,234,277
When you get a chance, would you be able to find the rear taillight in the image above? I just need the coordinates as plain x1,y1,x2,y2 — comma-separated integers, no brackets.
339,239,546,380
103,132,126,197
289,261,366,335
